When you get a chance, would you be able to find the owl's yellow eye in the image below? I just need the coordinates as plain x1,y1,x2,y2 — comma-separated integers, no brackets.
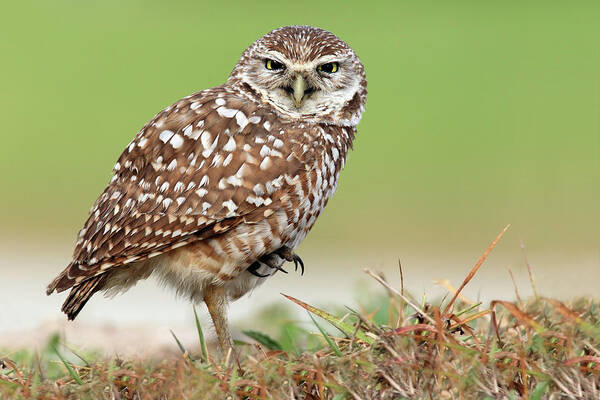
265,59,285,71
317,62,339,73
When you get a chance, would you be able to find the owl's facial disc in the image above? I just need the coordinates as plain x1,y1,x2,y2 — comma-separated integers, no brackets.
241,54,361,120
229,26,367,126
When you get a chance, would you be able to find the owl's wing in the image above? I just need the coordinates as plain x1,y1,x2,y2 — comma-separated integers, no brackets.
47,87,306,294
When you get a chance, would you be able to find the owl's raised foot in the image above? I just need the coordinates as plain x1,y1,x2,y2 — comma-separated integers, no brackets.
247,261,271,278
274,246,304,276
253,246,304,277
260,252,289,274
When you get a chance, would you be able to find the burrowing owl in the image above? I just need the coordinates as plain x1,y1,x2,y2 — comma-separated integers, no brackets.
47,25,367,351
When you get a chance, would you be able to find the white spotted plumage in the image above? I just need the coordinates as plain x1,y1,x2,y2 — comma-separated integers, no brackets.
47,26,367,351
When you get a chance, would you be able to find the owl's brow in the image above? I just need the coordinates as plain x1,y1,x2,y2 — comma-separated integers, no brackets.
312,55,343,64
261,52,343,71
259,51,288,64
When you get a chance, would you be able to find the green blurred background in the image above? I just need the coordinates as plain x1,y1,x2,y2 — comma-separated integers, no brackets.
0,0,599,353
1,0,598,255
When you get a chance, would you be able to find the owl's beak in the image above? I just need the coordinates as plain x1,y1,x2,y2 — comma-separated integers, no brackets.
291,74,307,108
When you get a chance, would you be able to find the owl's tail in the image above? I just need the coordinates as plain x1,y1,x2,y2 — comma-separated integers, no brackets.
61,274,108,320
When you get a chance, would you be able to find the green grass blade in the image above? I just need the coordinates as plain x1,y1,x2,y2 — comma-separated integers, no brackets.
455,302,483,317
530,381,549,400
53,346,83,385
309,313,343,357
170,330,195,362
193,306,208,362
63,344,91,367
242,330,282,351
282,323,301,356
282,293,373,344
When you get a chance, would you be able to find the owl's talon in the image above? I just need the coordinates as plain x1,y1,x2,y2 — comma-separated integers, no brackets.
259,253,287,274
256,246,304,276
275,246,304,276
293,255,304,276
274,265,288,274
247,261,270,278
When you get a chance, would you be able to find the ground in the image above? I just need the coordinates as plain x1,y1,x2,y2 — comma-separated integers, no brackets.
2,271,599,399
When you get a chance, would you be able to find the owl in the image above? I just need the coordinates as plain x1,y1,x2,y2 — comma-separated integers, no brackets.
47,25,367,352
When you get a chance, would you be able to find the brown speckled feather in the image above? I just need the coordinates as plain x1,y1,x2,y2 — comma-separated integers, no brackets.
47,26,366,327
61,275,107,320
47,87,353,295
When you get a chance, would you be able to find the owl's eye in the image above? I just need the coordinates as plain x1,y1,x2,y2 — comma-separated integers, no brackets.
265,59,285,71
317,62,339,74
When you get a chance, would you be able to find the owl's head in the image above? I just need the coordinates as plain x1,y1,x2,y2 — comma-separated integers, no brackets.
228,26,367,127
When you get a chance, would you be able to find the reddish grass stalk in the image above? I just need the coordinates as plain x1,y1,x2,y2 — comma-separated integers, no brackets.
443,224,510,315
520,240,540,302
364,268,435,324
507,266,523,305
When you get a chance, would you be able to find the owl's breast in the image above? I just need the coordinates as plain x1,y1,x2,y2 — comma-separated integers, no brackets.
280,124,355,248
152,123,355,300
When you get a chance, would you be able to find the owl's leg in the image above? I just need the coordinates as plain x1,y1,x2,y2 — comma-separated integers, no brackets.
204,285,233,354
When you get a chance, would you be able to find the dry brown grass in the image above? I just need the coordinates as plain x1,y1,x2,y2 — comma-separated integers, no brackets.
2,227,599,399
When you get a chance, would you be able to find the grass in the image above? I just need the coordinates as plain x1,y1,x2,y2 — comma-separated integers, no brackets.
1,228,599,399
